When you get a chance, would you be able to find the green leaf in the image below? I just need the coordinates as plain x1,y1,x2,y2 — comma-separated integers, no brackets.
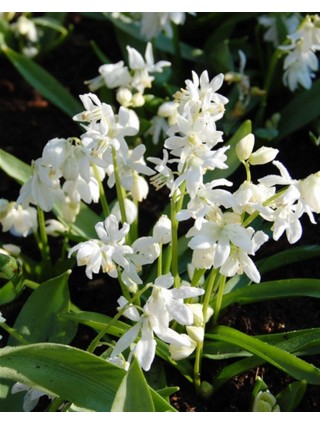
277,78,320,141
205,120,251,181
210,326,320,387
256,245,320,275
111,357,155,412
8,270,77,346
0,148,31,185
2,46,81,117
276,380,307,412
221,278,320,310
0,343,125,411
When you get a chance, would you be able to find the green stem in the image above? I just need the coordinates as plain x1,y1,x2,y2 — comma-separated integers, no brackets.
194,268,217,392
87,284,151,354
170,194,180,288
112,146,127,224
157,243,163,276
170,182,186,288
93,164,110,217
37,206,52,270
0,322,29,345
213,274,227,325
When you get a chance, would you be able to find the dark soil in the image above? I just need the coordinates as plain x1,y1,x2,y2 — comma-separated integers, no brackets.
1,13,320,412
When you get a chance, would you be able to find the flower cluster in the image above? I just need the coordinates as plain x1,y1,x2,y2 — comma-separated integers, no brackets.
108,273,205,371
280,14,320,91
86,42,170,108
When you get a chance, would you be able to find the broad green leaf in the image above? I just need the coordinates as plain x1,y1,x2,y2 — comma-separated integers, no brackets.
277,78,320,141
0,148,31,185
0,254,24,305
111,357,155,412
276,380,307,412
205,120,251,181
221,278,320,310
0,343,125,412
8,270,77,346
210,326,320,387
2,46,81,117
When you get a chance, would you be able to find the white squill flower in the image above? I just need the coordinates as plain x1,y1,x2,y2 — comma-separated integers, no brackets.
68,214,133,279
140,12,188,40
0,200,37,237
280,14,320,91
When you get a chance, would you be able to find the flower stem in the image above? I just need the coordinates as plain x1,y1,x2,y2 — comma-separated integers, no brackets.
112,146,128,225
87,284,151,354
37,206,52,271
0,321,29,345
213,273,227,325
92,163,110,217
194,267,217,392
170,183,186,288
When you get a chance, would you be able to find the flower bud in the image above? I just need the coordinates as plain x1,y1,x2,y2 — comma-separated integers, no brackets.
116,88,133,107
236,133,255,162
111,199,138,224
249,146,279,165
186,325,204,342
153,215,172,244
131,92,145,108
299,171,320,213
252,390,280,412
45,219,67,237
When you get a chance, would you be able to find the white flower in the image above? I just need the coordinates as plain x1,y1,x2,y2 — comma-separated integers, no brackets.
174,70,228,120
140,12,188,40
169,334,198,360
299,171,320,214
0,201,37,237
0,311,5,323
17,158,64,212
11,383,53,412
45,219,67,237
111,199,138,224
280,15,320,91
68,215,133,279
109,273,203,371
187,211,255,269
12,16,38,43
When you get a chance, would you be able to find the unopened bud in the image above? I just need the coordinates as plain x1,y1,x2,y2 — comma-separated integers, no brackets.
236,133,255,162
249,146,279,165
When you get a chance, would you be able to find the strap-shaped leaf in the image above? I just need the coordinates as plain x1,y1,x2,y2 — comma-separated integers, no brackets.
2,46,81,117
0,343,125,412
209,326,320,387
221,278,320,310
